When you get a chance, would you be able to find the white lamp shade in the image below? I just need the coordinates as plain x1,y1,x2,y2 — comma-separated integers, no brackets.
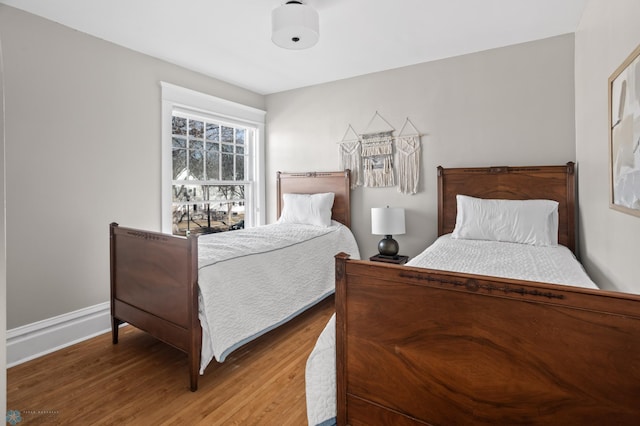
371,207,406,236
272,2,319,50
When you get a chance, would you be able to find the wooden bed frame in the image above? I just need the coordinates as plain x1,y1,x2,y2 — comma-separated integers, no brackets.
335,163,640,425
110,170,350,391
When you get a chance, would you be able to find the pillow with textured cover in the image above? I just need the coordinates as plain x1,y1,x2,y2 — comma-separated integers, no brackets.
278,192,335,227
451,195,559,247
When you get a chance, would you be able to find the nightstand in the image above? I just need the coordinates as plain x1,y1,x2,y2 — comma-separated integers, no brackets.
369,254,409,265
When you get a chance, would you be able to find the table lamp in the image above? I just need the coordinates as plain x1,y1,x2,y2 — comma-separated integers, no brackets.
371,206,406,257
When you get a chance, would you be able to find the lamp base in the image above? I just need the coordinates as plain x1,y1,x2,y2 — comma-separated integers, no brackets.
378,235,399,257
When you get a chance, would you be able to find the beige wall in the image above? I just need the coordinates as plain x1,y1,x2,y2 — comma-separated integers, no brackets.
266,34,577,260
575,0,640,294
0,5,265,328
1,3,593,333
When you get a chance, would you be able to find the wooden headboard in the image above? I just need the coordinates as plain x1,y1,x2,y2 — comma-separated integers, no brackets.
276,170,351,228
437,162,576,253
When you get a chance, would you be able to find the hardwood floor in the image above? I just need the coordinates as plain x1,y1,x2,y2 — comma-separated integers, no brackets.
7,296,335,425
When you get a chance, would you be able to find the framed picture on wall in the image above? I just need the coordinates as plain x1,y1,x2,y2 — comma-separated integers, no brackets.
609,42,640,217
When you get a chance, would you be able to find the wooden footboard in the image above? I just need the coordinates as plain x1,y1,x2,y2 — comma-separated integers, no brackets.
335,253,640,425
110,223,201,391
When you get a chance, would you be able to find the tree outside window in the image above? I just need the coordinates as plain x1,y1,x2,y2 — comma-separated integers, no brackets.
171,114,248,235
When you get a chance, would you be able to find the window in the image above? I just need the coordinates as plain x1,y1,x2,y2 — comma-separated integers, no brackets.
171,114,250,235
161,82,265,235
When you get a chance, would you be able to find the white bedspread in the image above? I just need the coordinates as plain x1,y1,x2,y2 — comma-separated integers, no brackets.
407,234,598,289
305,235,597,426
197,221,359,373
305,314,336,426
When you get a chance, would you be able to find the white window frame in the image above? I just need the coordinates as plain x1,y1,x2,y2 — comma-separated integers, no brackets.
161,82,266,234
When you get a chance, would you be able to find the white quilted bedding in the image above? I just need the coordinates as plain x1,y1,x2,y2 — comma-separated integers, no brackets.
197,221,359,374
305,235,597,426
305,314,337,426
407,234,598,288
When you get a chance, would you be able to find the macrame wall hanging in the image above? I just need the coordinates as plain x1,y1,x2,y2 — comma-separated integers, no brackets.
395,118,421,194
361,131,395,187
360,112,396,188
337,112,423,193
338,124,362,189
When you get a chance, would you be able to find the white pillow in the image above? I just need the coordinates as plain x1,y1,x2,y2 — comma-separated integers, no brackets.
451,195,559,246
278,192,335,227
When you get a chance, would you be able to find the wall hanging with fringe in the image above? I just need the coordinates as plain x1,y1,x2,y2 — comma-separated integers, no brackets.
337,113,423,193
360,112,396,187
395,118,421,194
362,131,395,188
338,124,362,189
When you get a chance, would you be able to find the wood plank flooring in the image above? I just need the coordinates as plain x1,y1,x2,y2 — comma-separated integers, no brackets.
7,296,335,425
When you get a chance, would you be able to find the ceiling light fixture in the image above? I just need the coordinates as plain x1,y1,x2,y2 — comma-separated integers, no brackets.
271,1,319,50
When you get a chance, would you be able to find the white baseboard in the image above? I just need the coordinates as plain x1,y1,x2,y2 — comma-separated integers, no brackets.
6,302,113,367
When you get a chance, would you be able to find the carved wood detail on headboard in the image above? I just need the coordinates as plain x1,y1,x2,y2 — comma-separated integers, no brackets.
437,162,576,253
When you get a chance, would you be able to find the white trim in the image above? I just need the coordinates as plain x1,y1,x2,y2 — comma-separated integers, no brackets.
6,302,113,367
161,97,174,233
160,82,266,125
160,82,266,233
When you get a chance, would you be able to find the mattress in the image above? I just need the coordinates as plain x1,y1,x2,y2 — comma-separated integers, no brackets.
305,235,597,426
197,221,360,373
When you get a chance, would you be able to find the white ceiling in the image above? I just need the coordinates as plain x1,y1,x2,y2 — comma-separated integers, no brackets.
1,0,587,95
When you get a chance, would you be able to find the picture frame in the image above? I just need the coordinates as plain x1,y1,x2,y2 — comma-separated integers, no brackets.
609,42,640,217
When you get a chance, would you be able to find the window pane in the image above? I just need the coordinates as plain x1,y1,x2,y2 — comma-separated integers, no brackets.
189,140,204,180
188,185,203,201
204,203,230,232
172,136,186,149
172,116,187,135
191,185,205,200
171,185,246,236
189,120,204,139
222,143,233,153
206,186,223,201
222,153,234,180
235,155,245,180
172,184,202,202
172,185,188,202
172,202,219,236
236,129,245,145
236,145,244,155
236,185,246,200
207,185,240,200
172,149,187,180
206,123,219,141
206,148,220,180
189,148,204,180
221,126,234,143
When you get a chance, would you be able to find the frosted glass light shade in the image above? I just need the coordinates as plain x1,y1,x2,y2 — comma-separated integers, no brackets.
272,1,319,50
371,207,406,236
